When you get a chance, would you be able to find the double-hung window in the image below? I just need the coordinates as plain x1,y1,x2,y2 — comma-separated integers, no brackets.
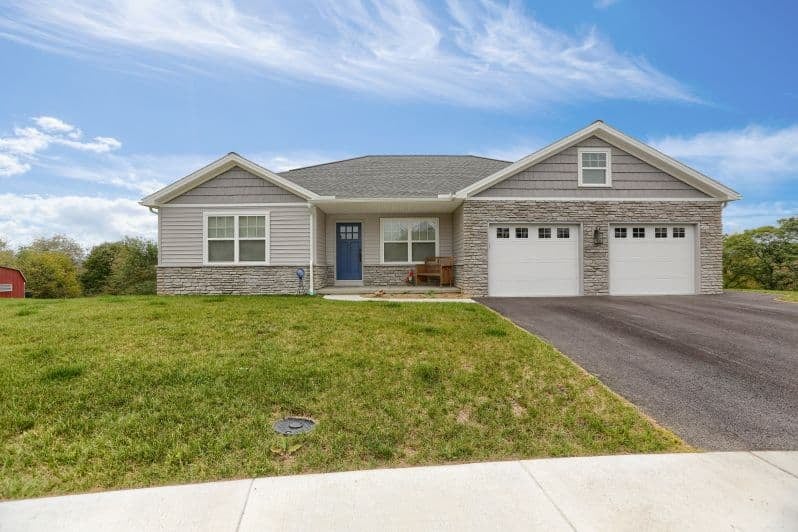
381,218,439,263
205,213,269,264
578,147,612,187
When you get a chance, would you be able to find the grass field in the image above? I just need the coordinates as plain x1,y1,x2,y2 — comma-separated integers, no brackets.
727,289,798,302
0,296,687,499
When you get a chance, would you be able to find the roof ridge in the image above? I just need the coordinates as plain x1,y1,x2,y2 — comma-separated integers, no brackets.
280,155,371,173
281,154,510,173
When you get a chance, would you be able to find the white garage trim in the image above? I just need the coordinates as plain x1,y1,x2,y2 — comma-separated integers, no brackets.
488,222,583,297
608,223,698,295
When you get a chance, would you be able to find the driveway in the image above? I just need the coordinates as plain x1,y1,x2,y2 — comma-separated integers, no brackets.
478,292,798,450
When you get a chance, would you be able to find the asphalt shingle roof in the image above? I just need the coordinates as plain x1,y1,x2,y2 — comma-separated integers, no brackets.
278,155,511,198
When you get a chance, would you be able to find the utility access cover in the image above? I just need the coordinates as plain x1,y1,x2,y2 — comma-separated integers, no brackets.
273,417,315,435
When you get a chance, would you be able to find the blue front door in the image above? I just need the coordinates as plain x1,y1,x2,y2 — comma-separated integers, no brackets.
336,222,362,280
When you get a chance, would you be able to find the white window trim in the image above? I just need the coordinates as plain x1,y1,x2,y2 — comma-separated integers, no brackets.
577,147,612,188
379,217,439,264
202,211,270,266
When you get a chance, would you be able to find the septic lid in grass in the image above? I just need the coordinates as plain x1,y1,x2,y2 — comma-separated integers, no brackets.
274,417,315,435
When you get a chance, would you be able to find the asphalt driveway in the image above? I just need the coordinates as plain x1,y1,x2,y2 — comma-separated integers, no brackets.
478,292,798,450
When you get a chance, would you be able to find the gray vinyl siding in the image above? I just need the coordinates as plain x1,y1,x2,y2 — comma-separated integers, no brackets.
476,137,710,199
166,167,305,204
325,213,453,266
159,205,310,266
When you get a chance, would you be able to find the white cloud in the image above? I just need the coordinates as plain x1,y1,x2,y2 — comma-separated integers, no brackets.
0,116,122,177
650,125,798,187
33,115,75,133
0,153,31,176
0,0,696,108
723,201,798,234
0,194,156,248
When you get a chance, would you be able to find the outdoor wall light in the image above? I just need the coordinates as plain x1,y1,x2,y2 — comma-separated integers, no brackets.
593,227,603,245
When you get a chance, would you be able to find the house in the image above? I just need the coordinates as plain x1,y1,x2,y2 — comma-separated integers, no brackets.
0,266,26,298
140,121,740,297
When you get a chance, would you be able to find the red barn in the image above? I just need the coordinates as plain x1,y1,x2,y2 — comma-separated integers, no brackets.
0,266,25,298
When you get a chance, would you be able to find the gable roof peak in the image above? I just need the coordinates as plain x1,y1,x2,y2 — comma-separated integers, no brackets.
140,152,320,206
456,120,741,201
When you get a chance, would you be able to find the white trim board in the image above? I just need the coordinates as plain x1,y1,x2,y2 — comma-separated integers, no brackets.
467,197,723,202
456,121,741,201
157,203,310,208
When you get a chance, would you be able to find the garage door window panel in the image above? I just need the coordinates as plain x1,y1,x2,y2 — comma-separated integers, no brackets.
557,228,570,239
673,227,686,238
614,227,627,239
633,227,646,238
538,228,551,239
515,227,528,239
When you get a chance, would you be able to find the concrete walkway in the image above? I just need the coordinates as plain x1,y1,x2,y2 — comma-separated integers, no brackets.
323,294,475,303
2,452,796,531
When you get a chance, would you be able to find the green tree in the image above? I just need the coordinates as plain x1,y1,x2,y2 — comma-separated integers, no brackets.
16,250,81,298
107,238,158,295
723,217,798,290
80,242,124,295
22,235,85,265
0,238,16,268
80,237,158,295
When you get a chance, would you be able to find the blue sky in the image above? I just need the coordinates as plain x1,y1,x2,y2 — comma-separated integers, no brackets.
0,0,796,247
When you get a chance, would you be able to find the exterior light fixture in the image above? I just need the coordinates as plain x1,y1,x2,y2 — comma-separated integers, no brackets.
593,227,603,245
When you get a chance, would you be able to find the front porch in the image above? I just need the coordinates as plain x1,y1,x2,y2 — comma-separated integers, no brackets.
314,198,461,290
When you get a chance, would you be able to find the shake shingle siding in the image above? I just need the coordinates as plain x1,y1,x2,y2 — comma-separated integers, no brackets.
167,167,305,204
476,137,709,199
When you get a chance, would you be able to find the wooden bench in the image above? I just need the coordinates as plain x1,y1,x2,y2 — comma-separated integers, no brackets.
415,256,454,287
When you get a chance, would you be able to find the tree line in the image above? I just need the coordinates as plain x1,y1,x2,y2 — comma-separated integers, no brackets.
723,217,796,290
0,235,157,298
1,218,795,298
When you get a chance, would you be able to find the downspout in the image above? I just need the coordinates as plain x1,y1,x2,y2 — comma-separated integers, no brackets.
308,205,315,295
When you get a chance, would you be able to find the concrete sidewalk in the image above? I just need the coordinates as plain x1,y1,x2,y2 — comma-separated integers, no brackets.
1,452,796,531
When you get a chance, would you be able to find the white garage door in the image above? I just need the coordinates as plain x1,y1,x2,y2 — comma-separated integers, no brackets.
488,224,580,297
609,224,695,295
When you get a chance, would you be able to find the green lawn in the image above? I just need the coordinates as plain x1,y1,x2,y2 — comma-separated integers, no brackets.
0,296,687,499
727,289,798,302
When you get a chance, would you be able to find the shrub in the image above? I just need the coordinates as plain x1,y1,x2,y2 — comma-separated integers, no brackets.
16,250,81,298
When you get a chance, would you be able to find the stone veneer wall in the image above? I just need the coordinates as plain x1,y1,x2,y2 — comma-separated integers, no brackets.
362,265,414,286
458,200,723,297
158,266,327,295
157,265,334,294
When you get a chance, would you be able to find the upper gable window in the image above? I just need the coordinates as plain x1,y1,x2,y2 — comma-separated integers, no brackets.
578,148,612,187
